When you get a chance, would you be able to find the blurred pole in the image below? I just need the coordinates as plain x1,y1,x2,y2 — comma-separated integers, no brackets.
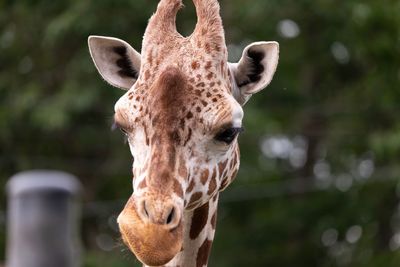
6,170,82,267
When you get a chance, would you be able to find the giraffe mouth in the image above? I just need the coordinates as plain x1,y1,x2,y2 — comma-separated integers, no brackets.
118,199,183,266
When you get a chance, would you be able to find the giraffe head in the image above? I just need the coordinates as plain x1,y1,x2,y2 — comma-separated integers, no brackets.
88,0,278,265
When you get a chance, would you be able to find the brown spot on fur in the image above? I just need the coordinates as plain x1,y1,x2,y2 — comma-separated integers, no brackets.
212,98,218,102
196,106,202,113
190,202,209,240
201,100,208,107
196,239,212,267
188,192,202,205
211,210,217,230
205,43,211,54
194,89,202,96
212,194,218,202
170,130,181,144
144,69,151,80
220,177,229,190
209,82,215,87
173,179,183,197
206,73,213,80
206,92,212,98
187,111,193,119
147,53,153,65
200,169,209,185
208,180,217,197
186,179,195,193
205,61,212,70
197,82,205,87
138,179,147,189
192,61,200,70
143,125,150,146
152,68,186,125
218,160,228,176
207,172,217,195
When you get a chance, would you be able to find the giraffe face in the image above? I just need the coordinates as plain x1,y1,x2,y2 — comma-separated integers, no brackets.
114,65,243,266
114,65,243,208
88,1,279,265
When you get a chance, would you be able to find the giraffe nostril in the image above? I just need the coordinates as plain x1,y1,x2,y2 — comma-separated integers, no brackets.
138,199,150,222
138,198,181,227
144,202,149,218
166,207,175,225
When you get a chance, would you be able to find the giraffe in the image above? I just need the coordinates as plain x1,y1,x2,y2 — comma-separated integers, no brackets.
88,0,279,266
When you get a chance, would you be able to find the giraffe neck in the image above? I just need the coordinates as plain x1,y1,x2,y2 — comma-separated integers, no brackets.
143,194,219,267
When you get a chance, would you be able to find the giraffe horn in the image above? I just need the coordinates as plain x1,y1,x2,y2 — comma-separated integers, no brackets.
143,0,183,47
192,0,226,51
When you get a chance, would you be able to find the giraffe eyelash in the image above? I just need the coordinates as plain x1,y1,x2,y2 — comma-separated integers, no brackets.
111,118,128,133
111,120,129,143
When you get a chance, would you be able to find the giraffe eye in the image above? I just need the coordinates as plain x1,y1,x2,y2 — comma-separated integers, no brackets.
215,127,244,144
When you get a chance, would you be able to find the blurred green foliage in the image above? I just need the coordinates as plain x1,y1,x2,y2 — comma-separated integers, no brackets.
1,0,400,266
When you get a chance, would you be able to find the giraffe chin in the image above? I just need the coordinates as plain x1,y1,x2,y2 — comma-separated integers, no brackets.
118,205,183,266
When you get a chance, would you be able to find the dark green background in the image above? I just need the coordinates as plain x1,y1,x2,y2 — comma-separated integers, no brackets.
1,0,400,266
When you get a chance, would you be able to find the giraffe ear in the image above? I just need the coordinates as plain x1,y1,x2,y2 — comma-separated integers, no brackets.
88,36,141,90
229,41,279,105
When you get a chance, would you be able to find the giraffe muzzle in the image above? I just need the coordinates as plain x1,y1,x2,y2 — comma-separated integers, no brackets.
118,196,183,266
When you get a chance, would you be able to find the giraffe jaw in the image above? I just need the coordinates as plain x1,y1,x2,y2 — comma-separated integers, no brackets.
118,200,183,266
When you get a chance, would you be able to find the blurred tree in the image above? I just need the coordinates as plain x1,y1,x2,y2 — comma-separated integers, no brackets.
1,0,400,266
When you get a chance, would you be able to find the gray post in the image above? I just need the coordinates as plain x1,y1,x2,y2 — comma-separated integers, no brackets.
6,170,82,267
